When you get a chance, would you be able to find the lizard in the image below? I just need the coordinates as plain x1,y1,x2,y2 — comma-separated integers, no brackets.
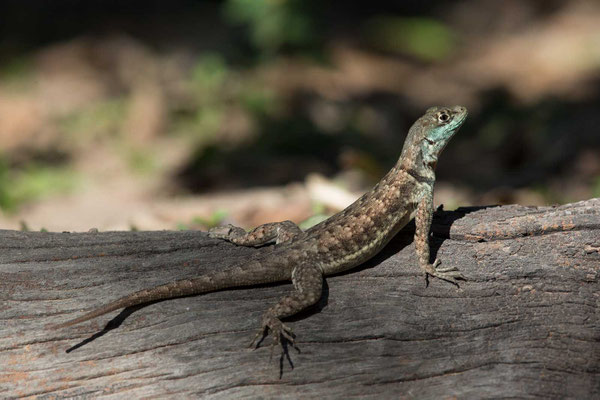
50,105,468,351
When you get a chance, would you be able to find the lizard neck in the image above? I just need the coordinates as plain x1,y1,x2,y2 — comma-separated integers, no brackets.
395,155,435,184
395,113,449,183
397,139,436,183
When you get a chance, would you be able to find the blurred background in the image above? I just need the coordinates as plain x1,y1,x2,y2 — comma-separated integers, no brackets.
0,0,599,232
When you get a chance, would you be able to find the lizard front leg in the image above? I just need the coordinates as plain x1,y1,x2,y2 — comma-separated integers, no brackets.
415,188,465,284
209,220,302,246
250,263,323,352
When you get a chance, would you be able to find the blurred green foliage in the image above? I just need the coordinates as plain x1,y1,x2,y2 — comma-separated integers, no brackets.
240,83,278,116
177,52,278,144
223,0,314,56
298,201,329,230
61,99,127,145
364,16,457,62
183,54,230,142
62,98,159,175
0,56,34,87
592,177,600,198
124,146,157,174
177,209,228,230
0,159,78,213
191,209,229,228
191,53,228,92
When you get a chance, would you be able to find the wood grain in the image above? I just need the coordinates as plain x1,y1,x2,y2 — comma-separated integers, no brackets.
1,199,599,398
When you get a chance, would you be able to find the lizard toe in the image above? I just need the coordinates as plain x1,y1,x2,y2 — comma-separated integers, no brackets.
208,224,233,239
250,315,296,352
431,269,466,285
249,326,267,349
423,261,466,285
435,265,460,273
279,322,295,344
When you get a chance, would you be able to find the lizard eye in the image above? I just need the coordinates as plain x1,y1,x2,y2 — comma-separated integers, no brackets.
437,111,450,123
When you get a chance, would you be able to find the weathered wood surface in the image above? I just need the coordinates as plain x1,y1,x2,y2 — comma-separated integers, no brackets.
1,199,599,399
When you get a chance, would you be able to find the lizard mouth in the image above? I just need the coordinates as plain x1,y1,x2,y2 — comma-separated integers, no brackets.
454,109,468,124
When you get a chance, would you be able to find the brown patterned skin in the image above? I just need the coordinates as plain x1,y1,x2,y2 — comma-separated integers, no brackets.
51,106,468,351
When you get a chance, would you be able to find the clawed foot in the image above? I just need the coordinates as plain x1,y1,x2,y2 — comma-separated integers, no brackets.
423,259,465,286
249,316,296,359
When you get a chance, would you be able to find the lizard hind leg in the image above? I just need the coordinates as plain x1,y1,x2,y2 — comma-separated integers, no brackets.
209,220,302,247
250,263,324,353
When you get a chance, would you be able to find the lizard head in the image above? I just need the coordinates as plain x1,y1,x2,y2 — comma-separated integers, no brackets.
400,105,467,172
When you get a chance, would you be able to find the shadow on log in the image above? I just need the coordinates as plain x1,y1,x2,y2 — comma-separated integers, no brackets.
1,199,599,398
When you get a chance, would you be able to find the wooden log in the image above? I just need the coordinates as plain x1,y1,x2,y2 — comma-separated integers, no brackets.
1,199,599,398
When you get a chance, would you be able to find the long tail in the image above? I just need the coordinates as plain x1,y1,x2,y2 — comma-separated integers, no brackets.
48,260,289,330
